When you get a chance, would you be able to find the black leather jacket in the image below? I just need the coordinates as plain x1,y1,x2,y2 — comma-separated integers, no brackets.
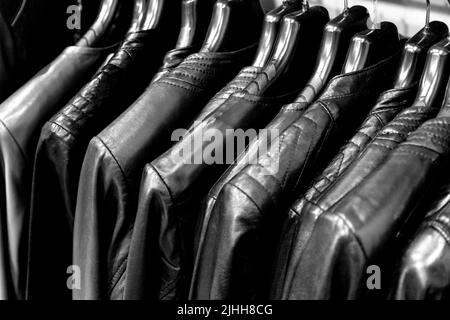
26,30,178,300
124,64,300,300
189,52,400,300
6,0,121,87
72,44,258,300
392,166,450,300
299,84,419,208
279,104,450,299
0,43,112,300
270,66,449,300
122,65,267,299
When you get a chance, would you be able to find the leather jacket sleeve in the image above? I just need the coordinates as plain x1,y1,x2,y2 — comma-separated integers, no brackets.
189,52,400,300
26,30,167,300
72,44,258,300
270,84,419,298
282,107,450,300
0,44,110,300
10,1,131,86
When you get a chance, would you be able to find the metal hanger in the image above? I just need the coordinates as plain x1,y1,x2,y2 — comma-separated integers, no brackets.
410,0,450,111
175,0,216,49
128,0,148,33
393,0,448,89
252,2,330,96
341,0,400,73
200,0,265,53
11,0,27,27
413,40,450,109
294,2,370,104
76,0,120,47
252,0,305,68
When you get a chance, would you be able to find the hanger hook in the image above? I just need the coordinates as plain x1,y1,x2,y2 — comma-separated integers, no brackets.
371,0,380,29
425,0,430,30
344,0,349,13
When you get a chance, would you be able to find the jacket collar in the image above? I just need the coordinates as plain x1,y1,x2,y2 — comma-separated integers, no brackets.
318,51,402,101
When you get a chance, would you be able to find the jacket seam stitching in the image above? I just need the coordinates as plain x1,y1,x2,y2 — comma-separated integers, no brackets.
0,119,27,162
227,181,266,217
428,221,450,246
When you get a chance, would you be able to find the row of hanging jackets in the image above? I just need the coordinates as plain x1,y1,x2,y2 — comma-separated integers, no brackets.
1,0,450,300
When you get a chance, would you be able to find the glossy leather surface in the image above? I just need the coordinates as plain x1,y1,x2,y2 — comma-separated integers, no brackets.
300,85,419,205
270,83,419,299
303,93,442,214
190,52,400,300
26,30,171,300
0,44,111,300
125,64,300,300
72,43,258,300
280,105,450,299
269,54,448,299
392,175,450,300
189,102,311,301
